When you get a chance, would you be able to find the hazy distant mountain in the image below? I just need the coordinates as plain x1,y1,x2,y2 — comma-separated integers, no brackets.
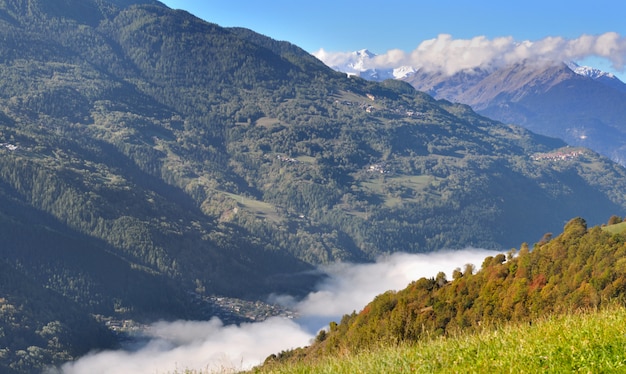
3,0,626,371
329,50,626,165
404,61,626,165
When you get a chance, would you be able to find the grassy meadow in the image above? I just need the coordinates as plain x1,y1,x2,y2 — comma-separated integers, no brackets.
249,306,626,374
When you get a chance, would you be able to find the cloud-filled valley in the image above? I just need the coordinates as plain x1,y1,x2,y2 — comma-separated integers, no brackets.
55,249,501,374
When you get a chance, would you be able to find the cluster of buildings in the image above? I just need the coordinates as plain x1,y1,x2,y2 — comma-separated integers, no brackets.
92,314,146,336
531,149,585,162
368,163,389,174
276,154,299,163
334,97,424,118
207,296,297,322
0,142,17,151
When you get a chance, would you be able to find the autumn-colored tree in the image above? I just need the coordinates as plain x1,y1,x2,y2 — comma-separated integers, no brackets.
276,217,626,363
608,215,623,225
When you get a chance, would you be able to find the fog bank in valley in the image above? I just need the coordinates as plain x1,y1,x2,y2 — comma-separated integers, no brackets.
55,248,501,374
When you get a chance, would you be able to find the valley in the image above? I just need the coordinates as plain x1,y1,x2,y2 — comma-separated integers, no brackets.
0,0,625,372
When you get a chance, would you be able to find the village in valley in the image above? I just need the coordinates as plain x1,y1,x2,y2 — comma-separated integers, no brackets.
93,294,297,341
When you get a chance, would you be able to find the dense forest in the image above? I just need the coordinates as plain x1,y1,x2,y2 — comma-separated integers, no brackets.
263,217,626,366
1,0,626,371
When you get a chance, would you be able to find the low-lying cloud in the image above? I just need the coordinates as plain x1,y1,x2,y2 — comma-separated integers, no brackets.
314,32,626,76
54,248,501,374
55,317,311,374
279,249,498,320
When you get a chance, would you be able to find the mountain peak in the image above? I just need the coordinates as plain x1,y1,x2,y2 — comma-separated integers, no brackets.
326,49,415,80
565,61,615,79
565,61,626,94
345,49,376,71
354,49,375,58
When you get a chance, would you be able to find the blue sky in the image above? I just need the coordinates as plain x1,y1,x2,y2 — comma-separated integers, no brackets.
160,0,626,80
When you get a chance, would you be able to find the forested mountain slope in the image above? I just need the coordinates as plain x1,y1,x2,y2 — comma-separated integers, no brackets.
1,0,626,371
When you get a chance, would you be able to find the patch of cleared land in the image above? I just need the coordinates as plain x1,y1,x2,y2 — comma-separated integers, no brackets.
222,191,282,223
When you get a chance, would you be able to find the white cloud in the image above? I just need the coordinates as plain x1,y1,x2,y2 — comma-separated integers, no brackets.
55,317,312,374
53,248,501,374
287,249,499,319
314,32,626,76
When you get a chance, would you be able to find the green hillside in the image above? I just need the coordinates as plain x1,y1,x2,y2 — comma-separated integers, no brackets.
261,217,626,367
254,306,626,373
1,0,626,371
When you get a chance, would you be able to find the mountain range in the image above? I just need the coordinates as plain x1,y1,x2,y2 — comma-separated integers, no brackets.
2,0,626,372
328,50,626,165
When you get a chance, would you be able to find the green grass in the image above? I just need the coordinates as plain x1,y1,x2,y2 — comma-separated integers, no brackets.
254,117,282,128
295,155,316,164
222,191,281,223
602,221,626,235
360,175,436,207
252,306,626,373
334,90,371,103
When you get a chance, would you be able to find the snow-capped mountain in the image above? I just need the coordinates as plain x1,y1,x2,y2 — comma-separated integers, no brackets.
566,61,614,79
392,65,417,79
342,49,376,73
326,49,415,80
566,61,626,94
